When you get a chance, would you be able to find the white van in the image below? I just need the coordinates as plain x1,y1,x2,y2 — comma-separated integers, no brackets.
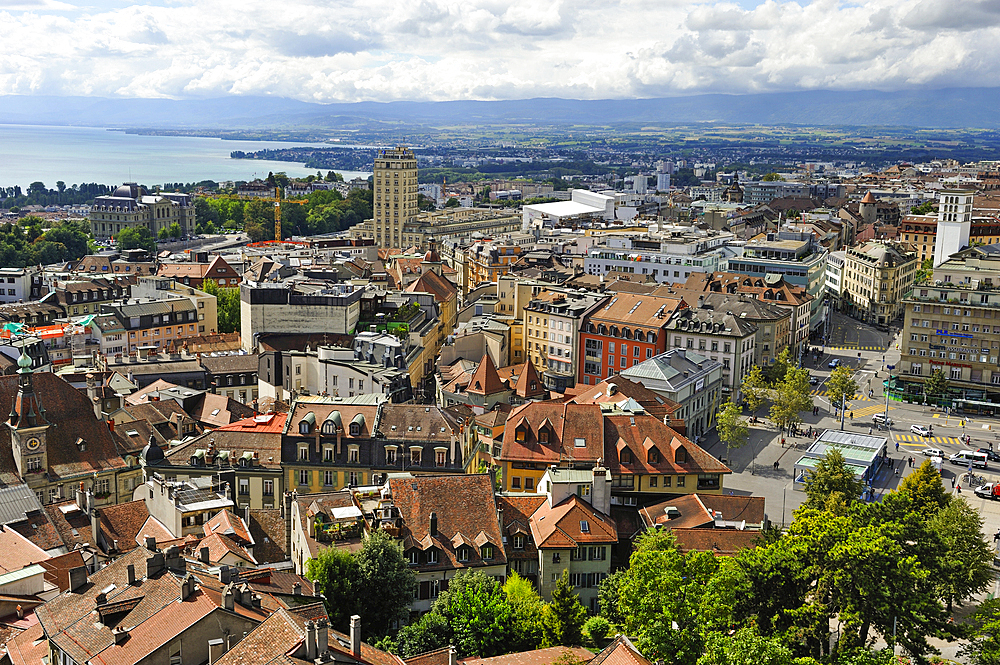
949,450,989,468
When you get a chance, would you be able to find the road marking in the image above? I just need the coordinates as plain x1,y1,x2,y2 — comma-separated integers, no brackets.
810,389,876,401
895,435,961,444
849,403,897,417
828,345,887,351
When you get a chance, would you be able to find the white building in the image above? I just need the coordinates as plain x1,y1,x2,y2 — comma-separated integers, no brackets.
522,189,615,231
583,230,734,284
934,189,974,268
0,267,37,304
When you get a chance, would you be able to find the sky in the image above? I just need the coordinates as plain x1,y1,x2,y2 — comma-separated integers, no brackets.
0,0,994,103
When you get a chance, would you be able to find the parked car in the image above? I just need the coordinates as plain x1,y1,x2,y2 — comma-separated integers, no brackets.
976,447,1000,462
910,425,931,436
975,483,1000,500
921,447,944,458
828,358,841,369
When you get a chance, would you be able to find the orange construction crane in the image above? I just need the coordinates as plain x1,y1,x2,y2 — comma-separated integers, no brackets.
206,187,306,240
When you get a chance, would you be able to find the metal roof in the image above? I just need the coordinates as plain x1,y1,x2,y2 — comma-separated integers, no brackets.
0,564,45,586
0,484,46,525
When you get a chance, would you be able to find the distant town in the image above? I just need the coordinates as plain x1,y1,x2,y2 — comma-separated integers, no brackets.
0,144,997,665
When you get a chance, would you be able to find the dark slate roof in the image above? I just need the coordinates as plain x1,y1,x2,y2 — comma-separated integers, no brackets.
0,484,46,525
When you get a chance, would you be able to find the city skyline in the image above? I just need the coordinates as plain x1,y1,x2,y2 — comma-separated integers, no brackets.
0,0,995,103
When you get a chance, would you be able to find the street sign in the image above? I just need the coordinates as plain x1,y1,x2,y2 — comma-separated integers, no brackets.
887,365,895,370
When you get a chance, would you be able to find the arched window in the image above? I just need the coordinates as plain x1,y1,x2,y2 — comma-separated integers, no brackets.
322,421,337,435
675,446,688,464
620,448,632,464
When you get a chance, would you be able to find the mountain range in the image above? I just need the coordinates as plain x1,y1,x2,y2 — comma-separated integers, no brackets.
3,88,1000,129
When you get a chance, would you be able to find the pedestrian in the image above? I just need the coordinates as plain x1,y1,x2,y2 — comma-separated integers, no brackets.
774,460,779,470
994,529,1000,543
869,427,873,435
895,441,899,452
850,411,854,421
781,437,785,448
951,477,956,488
957,485,962,494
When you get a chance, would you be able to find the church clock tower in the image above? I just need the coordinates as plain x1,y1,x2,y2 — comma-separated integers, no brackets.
7,350,49,478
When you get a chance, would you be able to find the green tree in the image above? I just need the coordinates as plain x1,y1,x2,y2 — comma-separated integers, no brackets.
914,258,934,285
928,498,994,610
698,623,797,665
41,221,90,261
434,570,512,657
503,572,544,652
741,365,768,417
961,598,1000,665
762,173,784,181
618,530,720,661
542,570,587,648
281,202,308,237
925,368,950,403
597,569,626,626
582,616,610,646
716,399,749,463
769,364,812,434
445,197,460,208
115,226,156,254
911,201,935,215
390,612,451,658
55,180,66,193
354,530,416,639
417,193,436,211
826,365,858,422
202,279,240,333
889,460,950,516
764,347,792,385
802,448,864,510
304,545,360,632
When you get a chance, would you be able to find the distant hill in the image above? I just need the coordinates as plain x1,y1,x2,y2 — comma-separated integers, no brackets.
4,88,1000,129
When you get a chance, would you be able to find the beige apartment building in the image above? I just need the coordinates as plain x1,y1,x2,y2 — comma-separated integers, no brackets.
373,146,418,249
842,241,918,326
898,244,1000,411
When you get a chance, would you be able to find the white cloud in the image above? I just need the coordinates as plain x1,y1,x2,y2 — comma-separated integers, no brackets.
0,0,999,102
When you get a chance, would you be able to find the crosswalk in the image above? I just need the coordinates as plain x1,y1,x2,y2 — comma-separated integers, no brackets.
895,435,962,445
810,389,877,402
827,345,887,352
850,403,896,418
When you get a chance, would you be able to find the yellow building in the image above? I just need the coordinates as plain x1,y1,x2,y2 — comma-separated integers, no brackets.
466,241,522,292
373,146,418,249
842,241,918,326
498,275,547,365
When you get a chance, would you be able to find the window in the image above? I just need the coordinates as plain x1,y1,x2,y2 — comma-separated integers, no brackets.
238,479,249,495
411,449,421,465
298,469,310,486
677,475,686,487
299,447,308,461
511,477,521,489
513,535,525,550
436,450,446,467
349,448,359,463
324,471,334,486
524,477,534,490
649,476,658,488
457,546,470,562
27,457,41,471
386,448,396,465
263,480,274,496
426,549,439,564
408,550,419,565
481,544,495,560
324,447,333,462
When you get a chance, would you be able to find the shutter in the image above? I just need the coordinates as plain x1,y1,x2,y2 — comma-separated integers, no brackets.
419,581,430,600
440,578,449,592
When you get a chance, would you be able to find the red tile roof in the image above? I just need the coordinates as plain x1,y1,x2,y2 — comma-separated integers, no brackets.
388,475,506,572
589,636,650,665
462,646,595,665
466,354,505,396
529,495,617,549
405,269,457,304
96,499,151,553
204,510,254,546
670,527,761,556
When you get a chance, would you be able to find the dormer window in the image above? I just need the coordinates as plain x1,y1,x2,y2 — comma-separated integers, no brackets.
457,546,470,562
322,421,337,435
513,535,525,550
539,429,549,444
481,544,495,560
426,549,438,564
675,447,688,464
349,423,361,436
408,550,419,565
648,448,660,464
620,448,632,464
299,421,312,435
515,425,527,443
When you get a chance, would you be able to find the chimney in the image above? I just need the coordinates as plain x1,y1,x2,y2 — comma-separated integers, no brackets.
181,575,197,600
126,564,136,586
292,581,302,595
113,627,129,645
350,615,361,657
305,621,318,661
449,646,457,665
429,512,437,537
16,605,23,620
68,566,88,592
145,535,157,551
316,618,329,656
200,547,210,563
222,584,235,611
208,638,226,665
219,565,231,585
240,584,253,607
146,550,165,578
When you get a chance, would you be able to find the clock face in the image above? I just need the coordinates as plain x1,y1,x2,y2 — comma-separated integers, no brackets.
25,437,40,451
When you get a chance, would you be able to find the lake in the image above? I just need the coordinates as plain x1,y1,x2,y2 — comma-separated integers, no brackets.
0,124,372,189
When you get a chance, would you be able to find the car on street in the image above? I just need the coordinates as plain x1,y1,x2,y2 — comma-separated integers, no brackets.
975,483,999,500
976,447,1000,462
910,425,931,436
828,358,841,368
809,376,820,385
921,447,944,458
872,413,893,426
